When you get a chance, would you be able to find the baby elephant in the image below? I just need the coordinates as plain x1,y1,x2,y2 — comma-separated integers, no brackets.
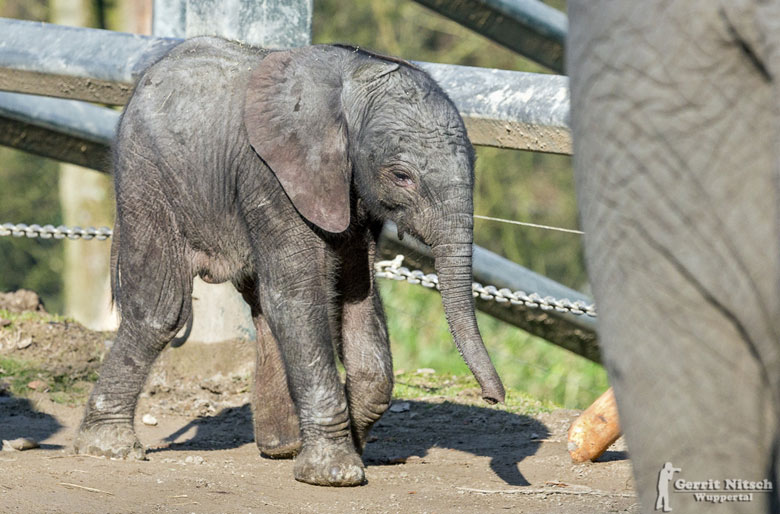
74,37,504,486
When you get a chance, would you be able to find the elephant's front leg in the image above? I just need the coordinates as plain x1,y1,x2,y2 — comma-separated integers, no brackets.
337,228,393,453
259,252,364,486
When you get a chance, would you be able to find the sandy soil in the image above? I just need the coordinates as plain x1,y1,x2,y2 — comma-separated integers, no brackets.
0,293,637,513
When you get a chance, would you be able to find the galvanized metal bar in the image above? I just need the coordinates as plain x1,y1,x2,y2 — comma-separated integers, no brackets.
0,18,179,105
0,17,571,154
412,0,567,73
152,0,186,37
418,61,570,154
0,91,117,170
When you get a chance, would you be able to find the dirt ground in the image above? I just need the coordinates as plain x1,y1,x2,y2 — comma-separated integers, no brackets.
0,293,637,513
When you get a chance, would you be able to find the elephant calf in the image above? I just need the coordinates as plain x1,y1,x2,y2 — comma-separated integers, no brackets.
74,37,504,486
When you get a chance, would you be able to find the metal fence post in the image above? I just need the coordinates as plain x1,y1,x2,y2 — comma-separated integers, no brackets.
151,0,313,343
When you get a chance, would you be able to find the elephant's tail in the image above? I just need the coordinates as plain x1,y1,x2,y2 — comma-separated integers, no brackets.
109,221,120,314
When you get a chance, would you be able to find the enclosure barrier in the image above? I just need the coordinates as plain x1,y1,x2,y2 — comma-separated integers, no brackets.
0,219,599,363
0,222,595,318
0,18,571,155
0,91,116,171
0,4,599,362
412,0,566,73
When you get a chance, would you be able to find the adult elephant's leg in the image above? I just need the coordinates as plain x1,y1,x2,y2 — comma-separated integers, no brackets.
569,2,780,512
237,280,301,458
337,228,393,453
255,236,364,486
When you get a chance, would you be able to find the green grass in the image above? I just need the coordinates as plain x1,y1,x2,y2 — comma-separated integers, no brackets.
0,309,93,404
0,355,95,405
0,309,68,323
392,370,554,416
0,308,68,327
381,280,609,410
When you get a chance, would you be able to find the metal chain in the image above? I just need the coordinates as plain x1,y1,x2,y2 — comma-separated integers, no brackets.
0,223,112,240
375,254,597,317
0,222,596,317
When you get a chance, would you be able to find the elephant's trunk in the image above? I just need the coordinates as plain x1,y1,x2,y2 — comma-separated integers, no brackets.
431,217,505,404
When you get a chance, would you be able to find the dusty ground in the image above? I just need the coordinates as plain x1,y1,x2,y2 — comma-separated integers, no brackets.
0,292,637,513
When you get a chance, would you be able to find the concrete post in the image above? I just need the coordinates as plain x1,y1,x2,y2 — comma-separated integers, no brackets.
154,0,312,48
152,0,313,343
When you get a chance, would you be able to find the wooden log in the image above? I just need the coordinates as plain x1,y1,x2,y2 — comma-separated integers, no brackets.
567,387,621,462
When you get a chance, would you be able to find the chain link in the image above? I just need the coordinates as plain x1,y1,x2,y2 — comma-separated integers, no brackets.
0,223,113,240
375,254,597,317
1,222,596,317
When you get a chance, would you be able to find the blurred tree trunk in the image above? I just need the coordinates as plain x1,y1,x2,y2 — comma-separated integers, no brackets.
53,0,152,329
52,0,116,329
120,0,152,34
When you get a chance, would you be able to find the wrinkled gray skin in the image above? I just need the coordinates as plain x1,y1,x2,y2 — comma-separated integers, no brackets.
73,37,505,487
569,1,780,512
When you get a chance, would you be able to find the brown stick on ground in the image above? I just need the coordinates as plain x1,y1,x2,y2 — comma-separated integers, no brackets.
568,387,621,463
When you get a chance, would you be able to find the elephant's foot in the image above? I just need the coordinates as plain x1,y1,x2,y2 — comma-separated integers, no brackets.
293,441,365,486
251,313,302,459
74,422,145,460
253,393,301,459
349,416,381,455
346,379,392,455
257,436,301,459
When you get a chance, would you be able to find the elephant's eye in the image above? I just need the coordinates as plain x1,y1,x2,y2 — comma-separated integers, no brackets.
391,170,414,188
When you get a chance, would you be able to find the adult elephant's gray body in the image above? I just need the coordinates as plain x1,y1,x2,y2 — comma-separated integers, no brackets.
569,2,780,512
73,37,504,486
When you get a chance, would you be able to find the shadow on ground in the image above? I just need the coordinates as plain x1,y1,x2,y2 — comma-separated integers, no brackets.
596,450,628,462
365,400,548,486
0,395,64,449
155,404,255,451
152,399,548,486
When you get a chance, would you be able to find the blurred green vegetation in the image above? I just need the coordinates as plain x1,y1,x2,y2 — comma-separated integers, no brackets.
0,2,57,307
0,148,64,312
0,354,97,405
0,0,607,408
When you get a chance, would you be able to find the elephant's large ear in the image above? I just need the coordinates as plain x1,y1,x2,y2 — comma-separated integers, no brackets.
244,48,350,233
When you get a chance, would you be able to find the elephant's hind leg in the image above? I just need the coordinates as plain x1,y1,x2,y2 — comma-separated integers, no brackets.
75,219,192,459
339,288,393,453
338,227,393,453
238,281,301,458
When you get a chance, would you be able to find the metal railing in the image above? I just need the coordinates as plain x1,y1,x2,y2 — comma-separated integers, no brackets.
412,0,566,73
0,18,571,155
